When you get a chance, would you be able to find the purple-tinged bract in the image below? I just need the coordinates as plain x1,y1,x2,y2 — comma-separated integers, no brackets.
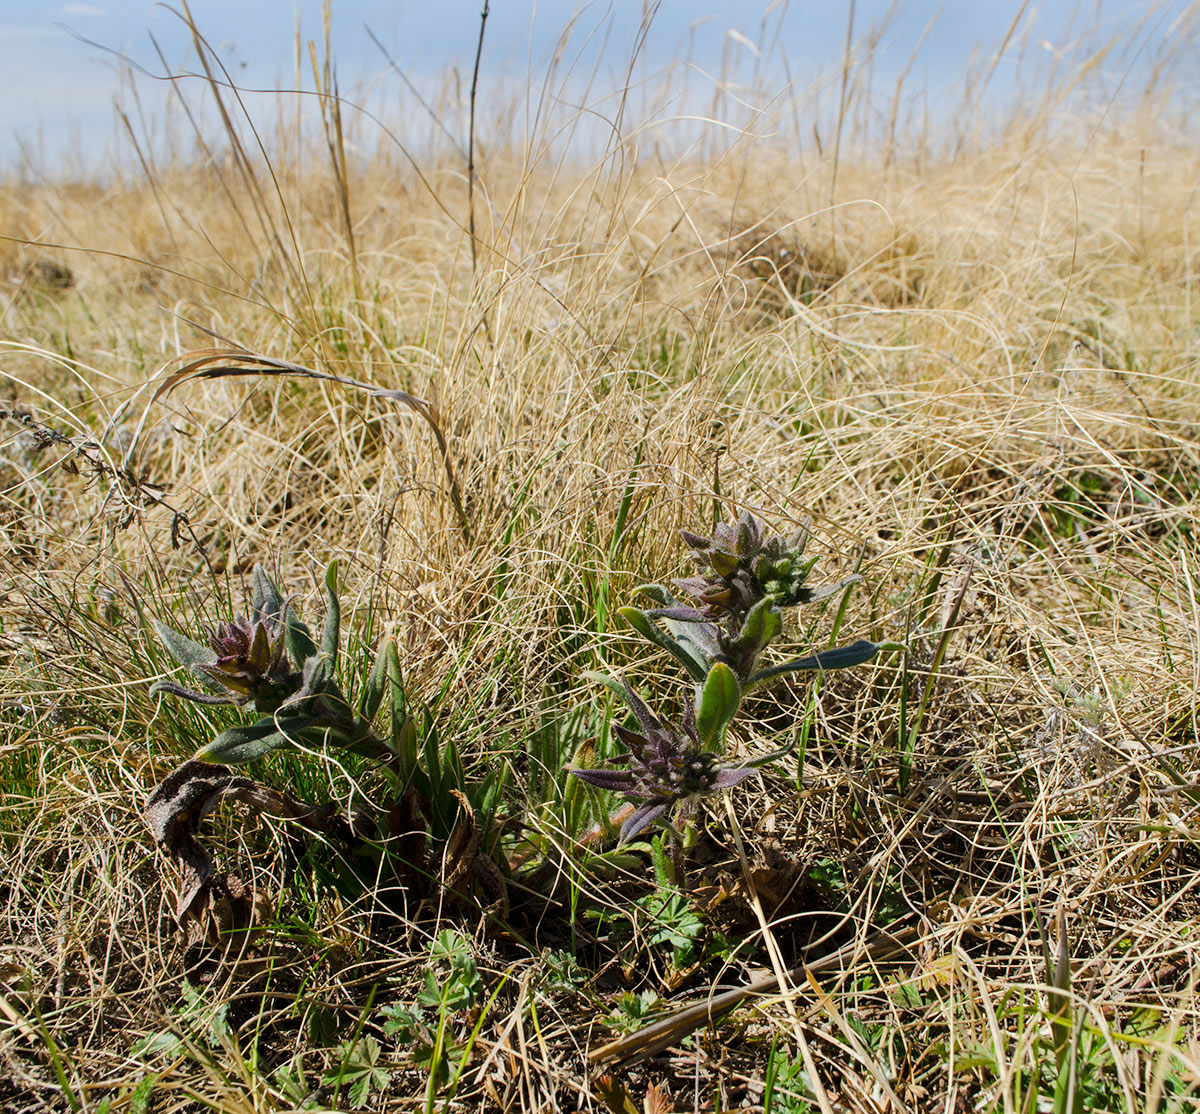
570,685,755,842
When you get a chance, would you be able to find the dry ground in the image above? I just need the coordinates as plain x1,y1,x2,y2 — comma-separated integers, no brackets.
2,8,1200,1112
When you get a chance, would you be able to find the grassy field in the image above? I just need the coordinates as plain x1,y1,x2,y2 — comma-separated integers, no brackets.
3,6,1200,1111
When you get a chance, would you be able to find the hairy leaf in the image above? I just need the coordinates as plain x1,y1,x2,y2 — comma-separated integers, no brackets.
154,619,217,673
736,596,783,654
321,560,340,667
251,564,285,625
196,715,323,764
696,662,740,747
284,604,318,667
617,607,708,681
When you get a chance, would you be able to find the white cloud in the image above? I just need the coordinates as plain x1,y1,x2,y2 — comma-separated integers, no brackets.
62,4,106,15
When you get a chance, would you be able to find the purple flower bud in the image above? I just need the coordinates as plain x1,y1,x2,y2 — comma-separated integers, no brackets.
195,614,298,711
568,684,760,843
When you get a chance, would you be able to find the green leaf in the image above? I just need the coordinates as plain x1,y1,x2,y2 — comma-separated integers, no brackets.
153,620,216,672
801,574,860,604
747,639,882,687
583,669,629,704
285,604,318,668
359,641,390,721
195,715,322,764
633,583,679,606
295,653,330,700
128,1074,157,1114
322,1036,389,1110
380,1003,425,1041
431,929,469,964
360,638,405,727
417,970,446,1009
696,662,740,747
738,736,797,769
617,606,709,681
440,731,463,785
736,596,782,653
649,834,675,888
640,889,703,959
131,1031,179,1057
251,565,285,624
321,560,340,667
395,717,418,783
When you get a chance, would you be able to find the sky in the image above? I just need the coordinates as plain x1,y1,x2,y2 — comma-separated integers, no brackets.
2,1,1196,173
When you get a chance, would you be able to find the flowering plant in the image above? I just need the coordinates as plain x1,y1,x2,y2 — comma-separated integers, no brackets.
144,563,508,940
570,672,789,842
151,563,388,764
620,510,881,693
571,510,886,859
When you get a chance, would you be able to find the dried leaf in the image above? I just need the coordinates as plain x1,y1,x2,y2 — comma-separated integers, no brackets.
146,759,345,931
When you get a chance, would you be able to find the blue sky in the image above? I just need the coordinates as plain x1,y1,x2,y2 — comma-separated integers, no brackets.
2,1,1195,172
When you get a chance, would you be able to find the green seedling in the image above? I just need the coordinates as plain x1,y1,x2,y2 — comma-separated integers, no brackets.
379,930,492,1112
322,1035,391,1110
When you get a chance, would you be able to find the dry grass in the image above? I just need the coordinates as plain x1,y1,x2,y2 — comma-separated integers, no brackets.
2,5,1200,1111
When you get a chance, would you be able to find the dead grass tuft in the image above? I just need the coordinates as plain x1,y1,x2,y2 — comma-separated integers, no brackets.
2,4,1200,1110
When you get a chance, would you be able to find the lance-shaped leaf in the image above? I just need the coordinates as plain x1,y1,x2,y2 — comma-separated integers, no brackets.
335,727,403,766
285,603,318,667
730,596,783,661
739,737,798,769
360,637,403,722
153,605,303,711
153,619,218,676
633,583,679,607
744,596,783,647
747,639,883,688
321,560,340,667
251,564,286,625
798,574,861,605
617,606,709,681
151,678,236,705
293,653,331,703
661,614,723,668
394,716,419,785
359,639,410,776
196,714,324,764
695,663,740,748
636,585,722,661
583,668,629,706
